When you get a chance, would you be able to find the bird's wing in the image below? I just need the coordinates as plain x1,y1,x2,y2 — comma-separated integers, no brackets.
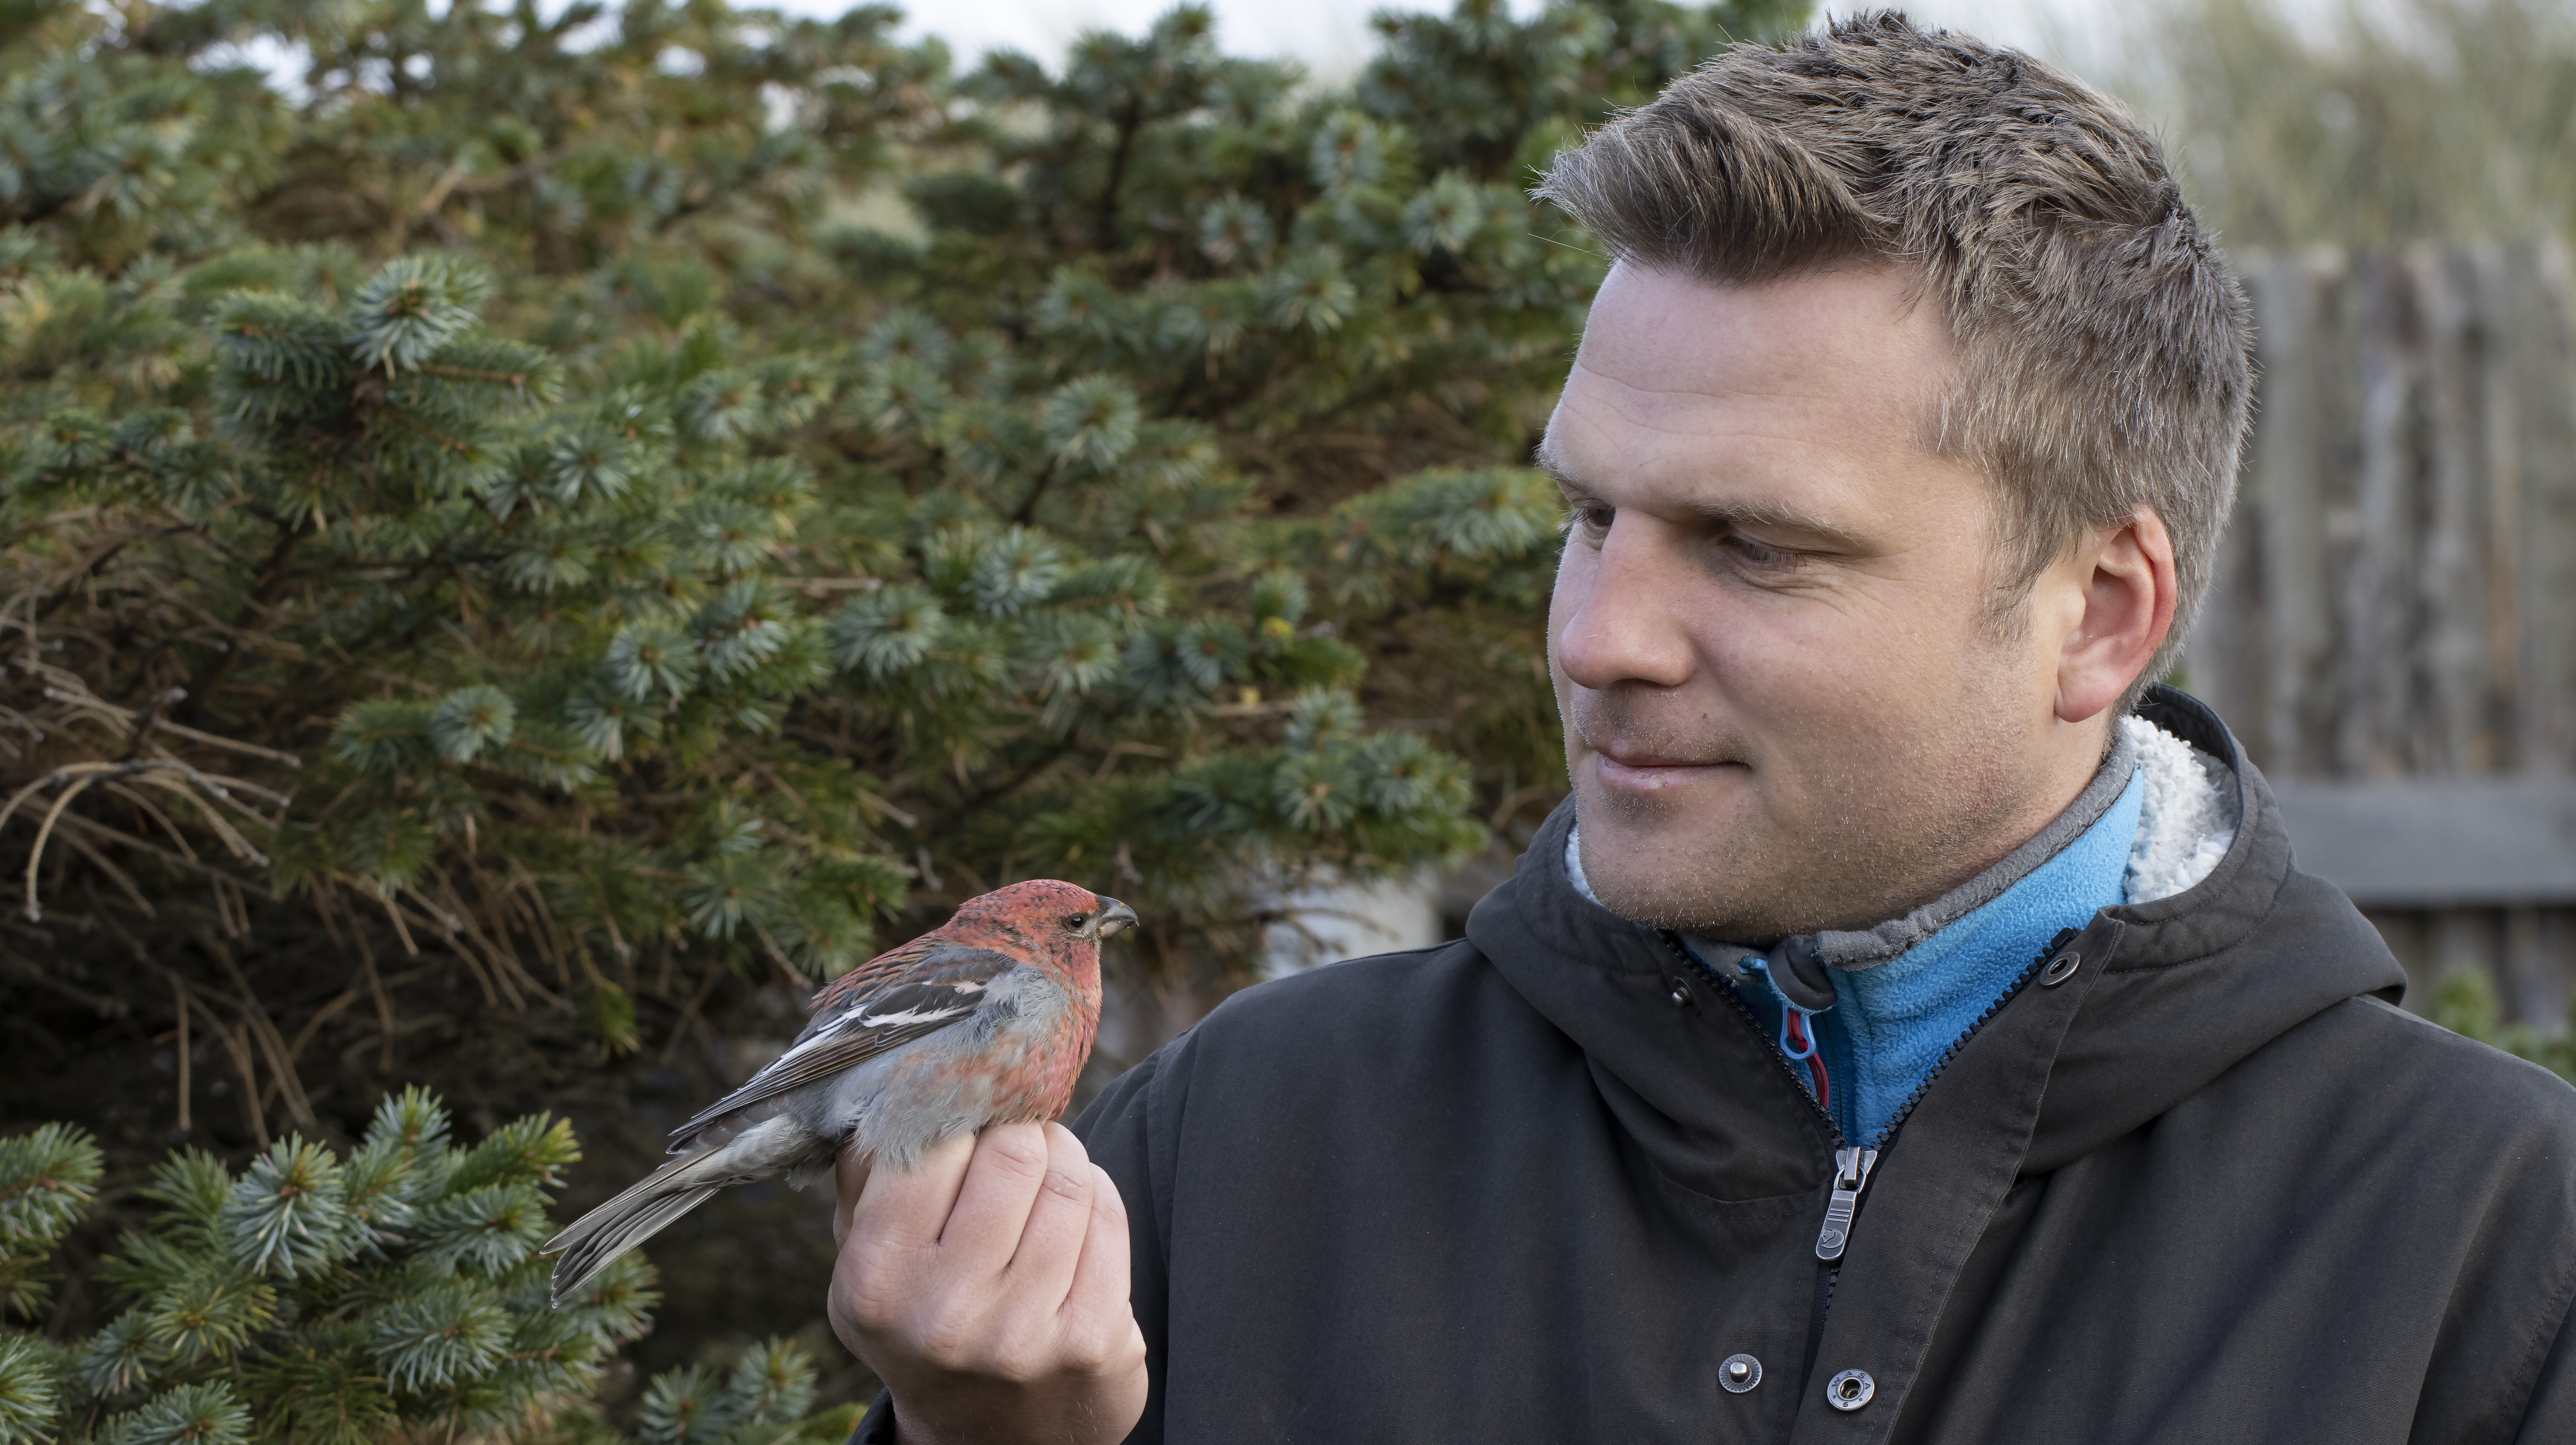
800,930,947,1030
667,943,1023,1143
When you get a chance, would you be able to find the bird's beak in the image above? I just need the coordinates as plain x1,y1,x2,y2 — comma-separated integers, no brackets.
1095,898,1140,939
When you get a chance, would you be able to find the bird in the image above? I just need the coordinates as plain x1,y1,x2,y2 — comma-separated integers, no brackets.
544,878,1136,1305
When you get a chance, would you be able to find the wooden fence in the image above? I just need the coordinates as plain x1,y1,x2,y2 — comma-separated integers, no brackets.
2182,237,2576,1025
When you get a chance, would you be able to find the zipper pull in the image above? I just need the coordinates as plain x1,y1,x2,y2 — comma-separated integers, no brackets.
1814,1146,1879,1261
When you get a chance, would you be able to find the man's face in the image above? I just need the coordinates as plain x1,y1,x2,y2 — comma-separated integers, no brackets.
1543,262,2089,938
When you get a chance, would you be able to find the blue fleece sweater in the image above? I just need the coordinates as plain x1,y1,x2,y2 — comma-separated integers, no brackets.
1736,766,2145,1145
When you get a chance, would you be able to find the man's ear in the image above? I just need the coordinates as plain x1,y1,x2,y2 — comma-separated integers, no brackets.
2053,507,2178,725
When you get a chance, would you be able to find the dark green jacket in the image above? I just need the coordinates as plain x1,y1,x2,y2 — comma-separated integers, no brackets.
867,690,2576,1442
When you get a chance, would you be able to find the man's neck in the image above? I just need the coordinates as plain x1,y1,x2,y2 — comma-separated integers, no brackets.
1875,711,2119,924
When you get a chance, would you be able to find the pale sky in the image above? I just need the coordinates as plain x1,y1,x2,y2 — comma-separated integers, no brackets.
859,0,2129,82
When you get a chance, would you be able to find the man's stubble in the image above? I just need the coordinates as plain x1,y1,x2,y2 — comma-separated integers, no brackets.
1569,640,2040,942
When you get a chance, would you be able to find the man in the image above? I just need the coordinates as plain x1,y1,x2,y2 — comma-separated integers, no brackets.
831,15,2576,1443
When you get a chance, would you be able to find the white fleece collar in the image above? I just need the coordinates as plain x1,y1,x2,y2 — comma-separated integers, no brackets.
2119,715,2238,903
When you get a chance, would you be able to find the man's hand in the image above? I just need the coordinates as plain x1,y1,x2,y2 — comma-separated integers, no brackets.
829,1124,1149,1445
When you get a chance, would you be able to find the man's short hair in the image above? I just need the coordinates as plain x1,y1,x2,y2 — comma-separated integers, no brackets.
1535,11,2251,708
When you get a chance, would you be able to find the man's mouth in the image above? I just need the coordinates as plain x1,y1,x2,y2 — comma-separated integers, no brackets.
1584,742,1745,792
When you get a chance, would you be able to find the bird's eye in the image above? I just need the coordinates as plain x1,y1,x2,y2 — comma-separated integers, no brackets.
1062,913,1089,933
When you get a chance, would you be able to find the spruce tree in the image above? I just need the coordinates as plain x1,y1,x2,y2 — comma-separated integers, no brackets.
0,1098,856,1445
0,0,1805,1392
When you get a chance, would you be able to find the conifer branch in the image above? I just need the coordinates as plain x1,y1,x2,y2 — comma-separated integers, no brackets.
1,0,1805,1386
174,524,303,730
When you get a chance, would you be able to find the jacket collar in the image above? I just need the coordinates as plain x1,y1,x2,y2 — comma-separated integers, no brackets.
1669,722,2144,1012
1465,686,2405,1182
2025,686,2404,1170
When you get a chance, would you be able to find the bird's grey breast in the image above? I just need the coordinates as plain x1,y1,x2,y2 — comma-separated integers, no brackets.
809,962,1070,1169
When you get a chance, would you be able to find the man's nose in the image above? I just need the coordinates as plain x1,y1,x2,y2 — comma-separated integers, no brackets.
1551,517,1697,693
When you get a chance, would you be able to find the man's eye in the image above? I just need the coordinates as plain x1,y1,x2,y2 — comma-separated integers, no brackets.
1723,532,1799,570
1563,504,1614,539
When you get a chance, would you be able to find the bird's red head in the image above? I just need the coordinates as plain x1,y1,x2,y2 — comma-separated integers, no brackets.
939,879,1137,991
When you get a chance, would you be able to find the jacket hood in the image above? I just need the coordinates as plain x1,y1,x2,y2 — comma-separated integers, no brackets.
1465,686,2406,1185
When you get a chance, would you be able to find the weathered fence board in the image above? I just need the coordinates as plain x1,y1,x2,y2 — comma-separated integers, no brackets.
2270,779,2576,905
2187,236,2576,1024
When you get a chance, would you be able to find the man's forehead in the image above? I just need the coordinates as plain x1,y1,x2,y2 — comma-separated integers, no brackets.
1537,264,1986,543
1546,266,1954,473
1575,261,1948,398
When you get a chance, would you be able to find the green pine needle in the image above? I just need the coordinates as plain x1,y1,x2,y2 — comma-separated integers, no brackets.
721,1339,816,1429
639,1364,733,1445
0,1125,103,1250
415,1184,550,1277
221,1140,363,1280
363,1088,453,1157
368,1282,509,1393
99,1382,248,1445
77,1310,162,1399
0,1334,61,1445
445,1117,579,1195
142,1258,277,1364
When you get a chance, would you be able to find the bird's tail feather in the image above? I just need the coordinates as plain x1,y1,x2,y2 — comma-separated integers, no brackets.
545,1154,725,1307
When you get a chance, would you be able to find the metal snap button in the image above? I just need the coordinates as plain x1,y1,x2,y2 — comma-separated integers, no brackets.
1718,1353,1761,1392
2039,950,2082,986
1669,978,1692,1007
1825,1368,1875,1411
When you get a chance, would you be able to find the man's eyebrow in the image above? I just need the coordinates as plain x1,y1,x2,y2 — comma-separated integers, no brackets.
1679,497,1862,544
1531,439,1583,494
1529,440,1864,546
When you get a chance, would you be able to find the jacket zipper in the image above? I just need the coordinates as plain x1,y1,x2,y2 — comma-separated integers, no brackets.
1668,923,2085,1397
1856,925,2080,1150
1663,933,1842,1144
1665,932,1858,1391
1663,924,2083,1260
1814,1146,1877,1260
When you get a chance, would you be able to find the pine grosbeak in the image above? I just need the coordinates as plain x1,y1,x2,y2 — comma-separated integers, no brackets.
546,878,1133,1304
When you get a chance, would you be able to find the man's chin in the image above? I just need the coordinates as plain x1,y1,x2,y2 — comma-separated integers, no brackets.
1581,869,1748,935
1570,798,1771,934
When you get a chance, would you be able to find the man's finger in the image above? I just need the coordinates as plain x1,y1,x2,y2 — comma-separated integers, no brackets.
1059,1162,1137,1357
832,1138,875,1251
1000,1124,1097,1307
934,1123,1056,1276
848,1131,978,1258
